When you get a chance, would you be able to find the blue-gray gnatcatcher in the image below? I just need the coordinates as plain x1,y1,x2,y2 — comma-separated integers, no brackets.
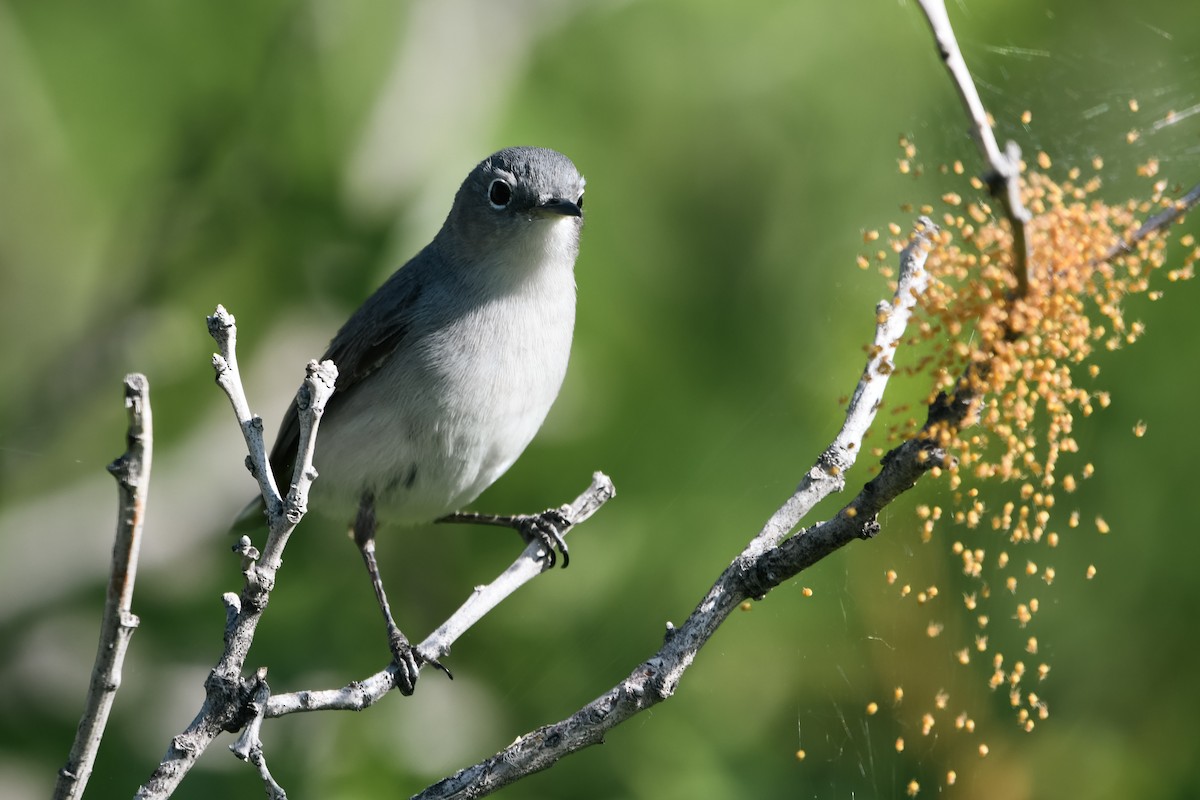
252,146,585,694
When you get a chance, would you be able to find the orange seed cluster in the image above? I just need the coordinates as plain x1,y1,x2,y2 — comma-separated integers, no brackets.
859,128,1195,790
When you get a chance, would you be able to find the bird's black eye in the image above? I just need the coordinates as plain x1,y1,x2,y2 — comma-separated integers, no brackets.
488,179,513,208
576,193,584,210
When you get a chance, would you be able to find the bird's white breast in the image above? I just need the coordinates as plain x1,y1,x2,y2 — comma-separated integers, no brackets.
310,217,578,524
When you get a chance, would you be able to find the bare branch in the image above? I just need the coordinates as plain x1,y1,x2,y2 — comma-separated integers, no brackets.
1105,179,1200,261
135,313,336,800
917,0,1032,297
420,472,615,662
412,222,936,800
264,472,616,718
208,304,284,520
262,359,337,573
54,374,153,800
749,219,936,556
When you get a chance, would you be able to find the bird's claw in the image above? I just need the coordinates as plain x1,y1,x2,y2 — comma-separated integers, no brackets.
388,631,421,696
388,628,452,696
518,509,572,569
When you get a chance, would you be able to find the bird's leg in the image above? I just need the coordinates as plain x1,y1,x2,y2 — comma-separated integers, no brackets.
352,493,451,695
436,507,572,568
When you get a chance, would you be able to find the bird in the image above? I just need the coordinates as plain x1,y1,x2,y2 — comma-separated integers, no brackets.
250,146,585,695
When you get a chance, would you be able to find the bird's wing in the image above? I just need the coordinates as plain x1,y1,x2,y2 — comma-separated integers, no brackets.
266,256,428,494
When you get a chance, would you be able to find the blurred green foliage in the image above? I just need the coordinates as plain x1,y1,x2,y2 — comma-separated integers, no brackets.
1,1,1198,798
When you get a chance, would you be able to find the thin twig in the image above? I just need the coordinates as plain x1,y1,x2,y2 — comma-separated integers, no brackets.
749,219,936,556
917,0,1032,297
208,305,285,525
412,221,937,800
54,375,153,800
1104,179,1200,261
262,358,336,573
264,472,616,717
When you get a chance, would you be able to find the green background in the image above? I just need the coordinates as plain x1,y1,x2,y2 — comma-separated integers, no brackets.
1,1,1198,798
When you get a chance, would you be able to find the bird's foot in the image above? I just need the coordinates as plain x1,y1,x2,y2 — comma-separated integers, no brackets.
387,626,452,695
435,507,573,568
515,508,572,569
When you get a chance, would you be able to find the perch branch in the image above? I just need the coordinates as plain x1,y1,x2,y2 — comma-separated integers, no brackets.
54,374,153,800
917,0,1032,297
412,221,937,800
264,472,616,718
1105,179,1200,261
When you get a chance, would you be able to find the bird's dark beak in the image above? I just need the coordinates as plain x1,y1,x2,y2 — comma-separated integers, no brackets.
537,197,583,218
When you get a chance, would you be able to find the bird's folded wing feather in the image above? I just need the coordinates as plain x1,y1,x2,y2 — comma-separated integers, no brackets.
263,256,428,508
